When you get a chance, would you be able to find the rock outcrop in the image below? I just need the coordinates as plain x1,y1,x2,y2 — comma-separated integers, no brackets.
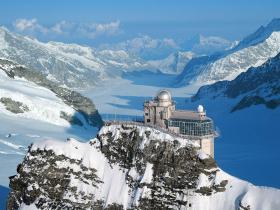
7,124,280,209
0,97,29,114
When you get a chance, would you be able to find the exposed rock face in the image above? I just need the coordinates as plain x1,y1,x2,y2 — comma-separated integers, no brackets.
0,59,103,127
0,97,29,114
6,125,223,209
7,124,279,210
98,125,219,209
8,149,102,210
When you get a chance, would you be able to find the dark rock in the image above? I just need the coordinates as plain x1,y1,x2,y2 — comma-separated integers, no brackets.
0,97,29,114
7,125,225,209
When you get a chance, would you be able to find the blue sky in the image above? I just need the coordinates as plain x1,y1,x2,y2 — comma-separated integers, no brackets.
1,0,279,45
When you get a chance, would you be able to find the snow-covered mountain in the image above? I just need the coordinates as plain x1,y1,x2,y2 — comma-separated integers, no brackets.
147,51,194,74
177,18,280,87
0,27,157,88
0,27,197,88
192,52,280,112
234,18,280,50
0,58,104,209
0,59,102,128
7,124,280,210
185,52,280,190
181,34,234,55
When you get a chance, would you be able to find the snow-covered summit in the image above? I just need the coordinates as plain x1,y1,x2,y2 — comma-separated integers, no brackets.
192,51,280,112
235,18,280,50
7,124,280,210
177,19,280,87
147,51,194,74
182,34,233,55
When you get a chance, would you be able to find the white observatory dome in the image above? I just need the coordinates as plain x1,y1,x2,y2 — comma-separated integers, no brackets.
157,90,171,101
197,105,204,113
156,90,172,107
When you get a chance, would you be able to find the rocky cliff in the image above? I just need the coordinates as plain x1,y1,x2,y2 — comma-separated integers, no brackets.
7,124,280,210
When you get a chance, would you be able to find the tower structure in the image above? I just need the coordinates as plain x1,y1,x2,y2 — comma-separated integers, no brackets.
144,90,216,157
144,90,175,128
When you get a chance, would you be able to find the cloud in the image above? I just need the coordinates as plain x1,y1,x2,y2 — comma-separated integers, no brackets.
13,18,48,34
99,35,180,59
162,38,178,48
77,20,121,38
51,20,74,34
13,18,121,39
115,35,179,52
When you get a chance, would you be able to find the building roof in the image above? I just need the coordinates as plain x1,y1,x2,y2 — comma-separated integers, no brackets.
156,90,171,101
169,110,211,121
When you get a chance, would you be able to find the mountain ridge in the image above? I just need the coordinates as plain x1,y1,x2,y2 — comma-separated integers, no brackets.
0,58,103,127
0,27,197,88
6,124,280,210
192,52,280,112
176,19,280,88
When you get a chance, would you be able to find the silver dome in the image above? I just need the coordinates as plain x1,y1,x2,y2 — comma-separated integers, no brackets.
157,90,171,101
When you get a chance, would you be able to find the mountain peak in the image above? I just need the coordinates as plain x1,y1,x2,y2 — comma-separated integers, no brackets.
235,18,280,50
7,124,280,209
181,34,232,55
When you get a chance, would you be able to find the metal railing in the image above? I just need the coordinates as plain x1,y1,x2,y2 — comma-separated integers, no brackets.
104,120,217,141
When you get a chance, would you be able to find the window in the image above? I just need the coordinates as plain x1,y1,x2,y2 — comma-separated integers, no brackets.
147,119,150,123
145,113,149,116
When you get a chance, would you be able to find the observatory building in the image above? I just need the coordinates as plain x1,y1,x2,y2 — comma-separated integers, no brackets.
144,90,216,157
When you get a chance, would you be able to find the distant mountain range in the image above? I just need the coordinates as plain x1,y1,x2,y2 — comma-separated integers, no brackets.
99,34,233,60
0,27,155,88
0,18,279,94
0,26,236,89
177,18,280,87
180,34,234,55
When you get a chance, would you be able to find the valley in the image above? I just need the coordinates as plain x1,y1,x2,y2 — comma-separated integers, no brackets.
0,16,279,210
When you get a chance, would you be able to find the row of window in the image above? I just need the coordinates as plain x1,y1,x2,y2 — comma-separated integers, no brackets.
168,120,214,136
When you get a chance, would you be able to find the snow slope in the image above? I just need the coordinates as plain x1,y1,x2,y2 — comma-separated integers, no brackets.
0,60,79,126
9,124,280,210
177,19,280,87
0,59,102,187
0,59,101,209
